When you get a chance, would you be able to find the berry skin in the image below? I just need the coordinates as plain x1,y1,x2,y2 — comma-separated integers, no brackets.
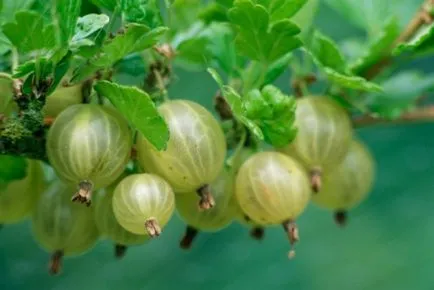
278,96,353,192
112,173,175,237
136,100,226,209
235,151,311,257
46,104,132,206
94,175,150,259
177,169,237,249
0,159,45,224
312,139,375,226
43,83,83,118
31,181,99,275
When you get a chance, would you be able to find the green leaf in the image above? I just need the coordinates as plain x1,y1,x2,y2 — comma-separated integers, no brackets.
122,0,163,28
199,2,229,24
89,0,117,10
208,67,263,140
244,85,297,147
46,51,72,96
305,32,383,93
243,52,292,90
364,71,434,119
71,14,110,43
393,23,434,57
0,155,27,183
72,24,167,83
0,0,35,23
323,0,420,34
310,30,347,74
168,0,202,36
176,37,213,68
351,17,400,75
228,1,301,63
0,32,11,54
324,67,383,92
0,73,13,114
208,68,296,145
216,0,233,7
0,0,34,54
94,24,168,67
291,0,319,37
207,68,243,114
94,81,169,150
2,11,56,53
206,23,242,77
255,0,308,23
13,61,36,78
52,0,82,46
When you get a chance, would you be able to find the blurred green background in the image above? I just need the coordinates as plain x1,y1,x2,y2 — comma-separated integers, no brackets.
2,1,434,290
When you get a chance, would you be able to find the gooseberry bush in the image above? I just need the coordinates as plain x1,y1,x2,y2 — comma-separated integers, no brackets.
1,0,434,275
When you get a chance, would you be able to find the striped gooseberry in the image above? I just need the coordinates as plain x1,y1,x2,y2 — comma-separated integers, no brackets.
0,158,45,224
235,151,311,258
176,169,237,249
136,100,226,210
112,173,175,237
230,147,266,240
312,139,375,226
278,96,353,192
94,175,150,259
31,181,99,275
46,104,132,206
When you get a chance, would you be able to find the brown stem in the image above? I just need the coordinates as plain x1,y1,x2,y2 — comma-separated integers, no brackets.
43,117,54,126
179,225,199,250
114,244,127,259
310,167,322,193
49,250,64,275
250,227,265,240
282,220,299,259
153,44,176,59
334,210,347,227
363,0,434,80
214,92,233,120
144,217,161,237
71,180,93,207
353,105,434,127
196,184,215,210
291,74,317,98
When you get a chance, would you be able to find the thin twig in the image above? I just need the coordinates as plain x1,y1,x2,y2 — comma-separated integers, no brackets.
363,0,434,80
353,105,434,127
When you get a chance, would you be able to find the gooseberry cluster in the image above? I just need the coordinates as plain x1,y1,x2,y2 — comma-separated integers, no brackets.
0,89,375,274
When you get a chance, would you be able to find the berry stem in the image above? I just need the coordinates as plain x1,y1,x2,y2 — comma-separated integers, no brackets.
71,180,93,207
310,167,322,193
49,250,64,275
353,105,434,127
282,220,299,259
196,184,215,210
179,225,199,250
250,227,265,240
334,210,348,227
145,217,161,237
115,244,127,259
